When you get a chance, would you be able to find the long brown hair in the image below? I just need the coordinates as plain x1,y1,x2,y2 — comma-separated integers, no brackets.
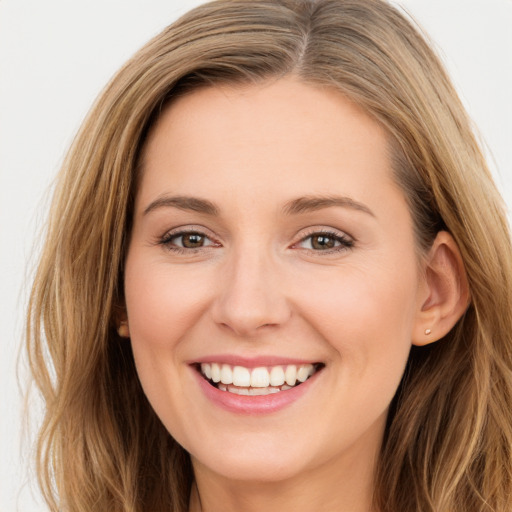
27,1,512,510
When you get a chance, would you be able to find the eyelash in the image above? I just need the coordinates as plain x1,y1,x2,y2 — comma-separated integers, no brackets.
294,229,354,253
158,229,219,254
158,228,354,255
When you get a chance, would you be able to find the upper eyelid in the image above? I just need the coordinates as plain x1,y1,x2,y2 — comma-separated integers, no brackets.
161,225,216,238
295,226,354,241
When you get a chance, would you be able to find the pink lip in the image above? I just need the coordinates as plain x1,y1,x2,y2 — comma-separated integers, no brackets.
192,364,323,415
190,354,319,368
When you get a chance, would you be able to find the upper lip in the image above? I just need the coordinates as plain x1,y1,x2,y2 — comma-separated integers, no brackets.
189,354,322,368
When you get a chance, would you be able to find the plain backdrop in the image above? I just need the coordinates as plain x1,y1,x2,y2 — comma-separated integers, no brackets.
1,1,511,510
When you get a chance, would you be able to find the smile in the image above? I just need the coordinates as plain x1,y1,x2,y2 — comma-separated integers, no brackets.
198,362,324,396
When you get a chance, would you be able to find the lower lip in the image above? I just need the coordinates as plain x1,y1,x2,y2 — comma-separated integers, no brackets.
193,367,321,415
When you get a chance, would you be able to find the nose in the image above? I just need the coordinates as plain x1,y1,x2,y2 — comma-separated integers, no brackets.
211,248,292,337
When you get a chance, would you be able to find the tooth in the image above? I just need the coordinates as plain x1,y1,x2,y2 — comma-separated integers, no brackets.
232,366,251,387
249,387,270,395
269,366,285,386
251,367,270,387
248,386,281,396
206,362,317,390
297,364,312,382
201,363,212,380
228,385,249,395
211,363,221,383
220,364,233,384
285,365,297,386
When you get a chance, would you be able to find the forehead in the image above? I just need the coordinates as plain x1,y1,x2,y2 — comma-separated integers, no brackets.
136,77,400,214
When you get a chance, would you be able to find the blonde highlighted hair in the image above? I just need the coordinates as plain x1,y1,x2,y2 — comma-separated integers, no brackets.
27,0,512,510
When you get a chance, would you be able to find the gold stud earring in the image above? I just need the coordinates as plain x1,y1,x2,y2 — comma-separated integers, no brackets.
424,328,432,335
118,321,130,338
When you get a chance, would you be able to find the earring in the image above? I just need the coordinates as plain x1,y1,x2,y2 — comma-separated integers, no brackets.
424,328,432,335
118,321,130,338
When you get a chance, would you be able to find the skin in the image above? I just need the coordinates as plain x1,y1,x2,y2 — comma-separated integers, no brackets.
123,77,467,512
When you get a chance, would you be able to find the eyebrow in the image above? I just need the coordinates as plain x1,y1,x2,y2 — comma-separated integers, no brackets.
143,194,374,218
281,195,375,217
143,195,219,216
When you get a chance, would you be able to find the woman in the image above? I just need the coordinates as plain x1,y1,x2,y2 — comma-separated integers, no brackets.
26,0,512,511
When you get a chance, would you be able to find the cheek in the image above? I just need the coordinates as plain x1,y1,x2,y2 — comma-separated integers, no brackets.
123,255,214,412
124,258,213,350
295,255,418,377
123,255,217,436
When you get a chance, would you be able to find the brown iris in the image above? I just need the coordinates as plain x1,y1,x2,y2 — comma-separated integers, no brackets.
181,233,206,248
310,234,336,250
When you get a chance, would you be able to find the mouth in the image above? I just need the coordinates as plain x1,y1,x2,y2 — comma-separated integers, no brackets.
195,362,325,396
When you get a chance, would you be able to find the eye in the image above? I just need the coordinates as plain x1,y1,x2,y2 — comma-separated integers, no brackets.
160,230,218,252
297,231,354,252
173,232,209,248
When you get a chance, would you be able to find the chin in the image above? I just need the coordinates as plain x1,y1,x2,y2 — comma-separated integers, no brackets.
194,452,308,483
188,433,316,483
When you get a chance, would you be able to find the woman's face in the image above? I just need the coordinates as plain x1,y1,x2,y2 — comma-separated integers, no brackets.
124,78,427,484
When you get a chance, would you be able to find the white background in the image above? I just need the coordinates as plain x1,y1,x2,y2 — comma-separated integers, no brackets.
1,1,511,510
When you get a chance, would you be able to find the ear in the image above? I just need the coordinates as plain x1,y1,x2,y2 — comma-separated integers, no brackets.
117,320,131,338
412,231,470,346
113,304,131,338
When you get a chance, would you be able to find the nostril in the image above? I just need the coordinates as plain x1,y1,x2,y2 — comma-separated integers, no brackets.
216,321,277,337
